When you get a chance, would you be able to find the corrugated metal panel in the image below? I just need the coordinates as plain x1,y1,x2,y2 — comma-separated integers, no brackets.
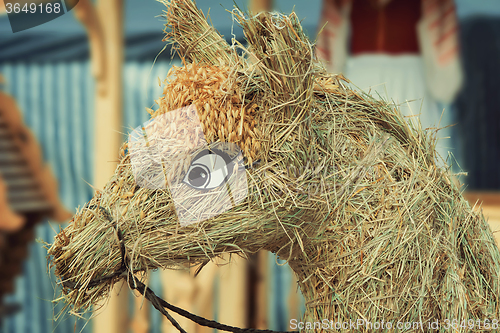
0,62,94,333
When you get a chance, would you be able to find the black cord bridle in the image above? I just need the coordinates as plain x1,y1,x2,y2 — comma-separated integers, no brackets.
61,214,298,333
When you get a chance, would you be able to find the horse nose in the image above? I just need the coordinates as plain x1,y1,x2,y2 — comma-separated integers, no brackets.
51,204,124,291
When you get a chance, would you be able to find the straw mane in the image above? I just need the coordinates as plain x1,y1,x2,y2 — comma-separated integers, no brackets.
48,0,500,330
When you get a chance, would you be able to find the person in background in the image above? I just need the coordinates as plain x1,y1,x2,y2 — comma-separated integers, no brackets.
316,0,463,163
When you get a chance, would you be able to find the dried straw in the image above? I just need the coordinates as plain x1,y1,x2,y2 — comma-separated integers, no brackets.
47,0,500,331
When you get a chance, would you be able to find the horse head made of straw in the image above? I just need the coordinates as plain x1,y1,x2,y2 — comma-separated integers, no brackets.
48,0,500,330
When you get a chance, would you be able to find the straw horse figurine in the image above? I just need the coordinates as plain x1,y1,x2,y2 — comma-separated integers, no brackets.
48,1,500,332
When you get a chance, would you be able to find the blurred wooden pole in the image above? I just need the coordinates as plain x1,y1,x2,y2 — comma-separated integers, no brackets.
249,0,272,13
93,0,124,186
73,0,126,332
218,254,248,329
193,262,218,333
160,263,217,333
161,269,197,333
93,0,127,331
255,251,269,329
287,268,299,324
131,290,150,333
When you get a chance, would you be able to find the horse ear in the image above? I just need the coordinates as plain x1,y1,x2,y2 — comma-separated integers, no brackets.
237,11,321,118
162,0,236,66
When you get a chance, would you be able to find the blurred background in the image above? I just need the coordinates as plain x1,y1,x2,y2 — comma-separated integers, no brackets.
0,0,499,332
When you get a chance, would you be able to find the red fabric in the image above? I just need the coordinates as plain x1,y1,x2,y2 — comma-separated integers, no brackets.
350,0,422,54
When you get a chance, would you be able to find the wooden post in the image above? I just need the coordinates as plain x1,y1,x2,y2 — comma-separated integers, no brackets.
249,0,272,13
193,262,218,333
130,288,150,333
160,262,218,333
161,269,197,333
93,0,124,185
218,254,248,329
73,0,126,332
255,251,269,329
287,267,300,324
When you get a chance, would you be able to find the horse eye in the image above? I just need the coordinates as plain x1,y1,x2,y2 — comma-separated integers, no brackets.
186,165,210,188
182,149,233,190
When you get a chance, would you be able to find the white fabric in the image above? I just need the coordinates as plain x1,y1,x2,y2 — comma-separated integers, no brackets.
344,54,453,162
316,0,463,104
317,1,351,74
417,16,464,104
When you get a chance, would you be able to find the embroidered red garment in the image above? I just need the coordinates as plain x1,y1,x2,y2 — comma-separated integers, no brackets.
350,0,421,54
316,0,462,102
317,0,460,67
